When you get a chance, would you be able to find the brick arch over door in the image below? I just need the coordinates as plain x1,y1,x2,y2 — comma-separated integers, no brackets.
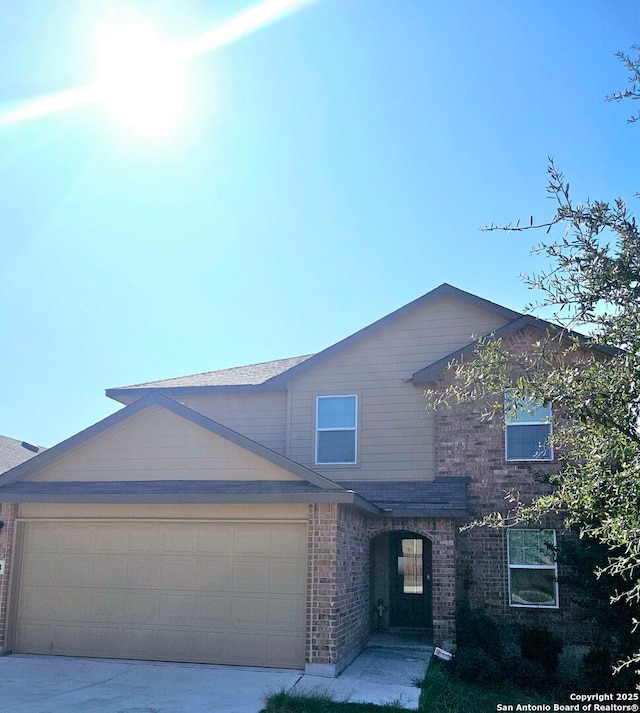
305,505,457,675
367,517,457,645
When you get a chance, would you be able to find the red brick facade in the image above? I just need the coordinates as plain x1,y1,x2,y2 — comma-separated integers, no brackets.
434,329,597,644
306,504,371,675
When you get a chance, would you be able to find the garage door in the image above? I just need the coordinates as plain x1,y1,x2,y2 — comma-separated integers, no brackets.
14,520,307,668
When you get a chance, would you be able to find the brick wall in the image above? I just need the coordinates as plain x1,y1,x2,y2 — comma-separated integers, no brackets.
0,503,18,653
306,504,459,674
307,503,339,669
335,505,369,666
435,328,599,643
306,504,370,674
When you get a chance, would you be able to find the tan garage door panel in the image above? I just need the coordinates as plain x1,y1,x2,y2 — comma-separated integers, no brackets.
15,521,307,668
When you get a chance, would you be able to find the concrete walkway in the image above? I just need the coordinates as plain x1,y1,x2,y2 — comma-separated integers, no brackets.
293,638,433,710
0,639,433,712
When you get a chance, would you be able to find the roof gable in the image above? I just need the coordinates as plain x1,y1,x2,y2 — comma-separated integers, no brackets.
107,284,523,400
412,314,609,384
264,284,522,387
0,394,342,492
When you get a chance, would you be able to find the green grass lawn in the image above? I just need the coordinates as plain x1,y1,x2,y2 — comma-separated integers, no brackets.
261,659,557,713
419,658,556,712
261,690,413,713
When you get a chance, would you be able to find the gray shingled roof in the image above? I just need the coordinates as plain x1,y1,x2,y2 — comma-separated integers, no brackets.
113,355,314,390
0,479,324,502
0,435,44,474
0,477,468,515
340,477,470,517
0,479,380,511
107,284,524,400
0,480,325,496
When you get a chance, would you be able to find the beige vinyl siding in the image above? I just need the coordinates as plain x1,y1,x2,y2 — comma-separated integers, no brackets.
28,406,301,483
181,392,288,455
13,512,307,668
288,296,507,481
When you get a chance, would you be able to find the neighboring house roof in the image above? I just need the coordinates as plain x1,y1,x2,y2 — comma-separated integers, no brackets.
106,283,523,402
0,435,44,474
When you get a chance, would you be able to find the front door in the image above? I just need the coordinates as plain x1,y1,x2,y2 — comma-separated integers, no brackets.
389,533,432,629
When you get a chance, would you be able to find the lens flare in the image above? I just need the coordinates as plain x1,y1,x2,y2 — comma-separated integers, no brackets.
0,0,316,132
95,19,186,134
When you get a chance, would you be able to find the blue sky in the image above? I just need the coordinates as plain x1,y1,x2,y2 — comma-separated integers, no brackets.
1,0,639,447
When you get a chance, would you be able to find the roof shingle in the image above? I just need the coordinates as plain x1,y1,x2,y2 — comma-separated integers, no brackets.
112,355,314,390
339,477,470,517
0,435,44,474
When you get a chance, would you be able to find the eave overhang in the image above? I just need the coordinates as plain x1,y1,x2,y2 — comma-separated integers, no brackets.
0,480,381,513
106,382,287,402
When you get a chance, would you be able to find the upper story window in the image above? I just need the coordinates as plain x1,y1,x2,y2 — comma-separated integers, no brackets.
508,529,558,608
504,394,553,461
316,395,357,464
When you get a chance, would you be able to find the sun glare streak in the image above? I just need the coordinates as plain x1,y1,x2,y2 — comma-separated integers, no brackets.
177,0,315,63
0,0,316,131
0,85,99,128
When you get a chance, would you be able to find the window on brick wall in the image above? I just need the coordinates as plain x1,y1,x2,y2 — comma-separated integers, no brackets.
504,394,553,461
508,529,558,608
316,395,357,464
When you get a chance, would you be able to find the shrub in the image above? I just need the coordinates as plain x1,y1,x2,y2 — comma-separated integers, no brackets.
580,643,638,693
455,603,502,661
504,656,549,692
450,646,505,685
519,627,563,678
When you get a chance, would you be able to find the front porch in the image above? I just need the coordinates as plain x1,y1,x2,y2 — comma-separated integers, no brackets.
305,503,457,677
294,633,433,708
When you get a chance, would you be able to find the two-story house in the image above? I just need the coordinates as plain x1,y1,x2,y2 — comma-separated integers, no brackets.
0,284,589,676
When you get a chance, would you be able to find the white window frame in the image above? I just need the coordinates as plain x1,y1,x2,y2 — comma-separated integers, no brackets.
507,529,559,609
504,394,553,462
315,395,358,465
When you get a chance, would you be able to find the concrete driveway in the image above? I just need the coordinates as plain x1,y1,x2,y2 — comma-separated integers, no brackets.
0,643,431,712
0,655,301,713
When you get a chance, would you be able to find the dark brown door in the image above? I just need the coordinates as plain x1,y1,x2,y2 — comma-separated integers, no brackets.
389,533,432,629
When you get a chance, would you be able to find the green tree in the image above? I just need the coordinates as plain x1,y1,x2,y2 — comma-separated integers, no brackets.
427,48,640,678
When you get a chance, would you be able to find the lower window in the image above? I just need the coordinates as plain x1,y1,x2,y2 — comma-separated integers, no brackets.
507,529,558,608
